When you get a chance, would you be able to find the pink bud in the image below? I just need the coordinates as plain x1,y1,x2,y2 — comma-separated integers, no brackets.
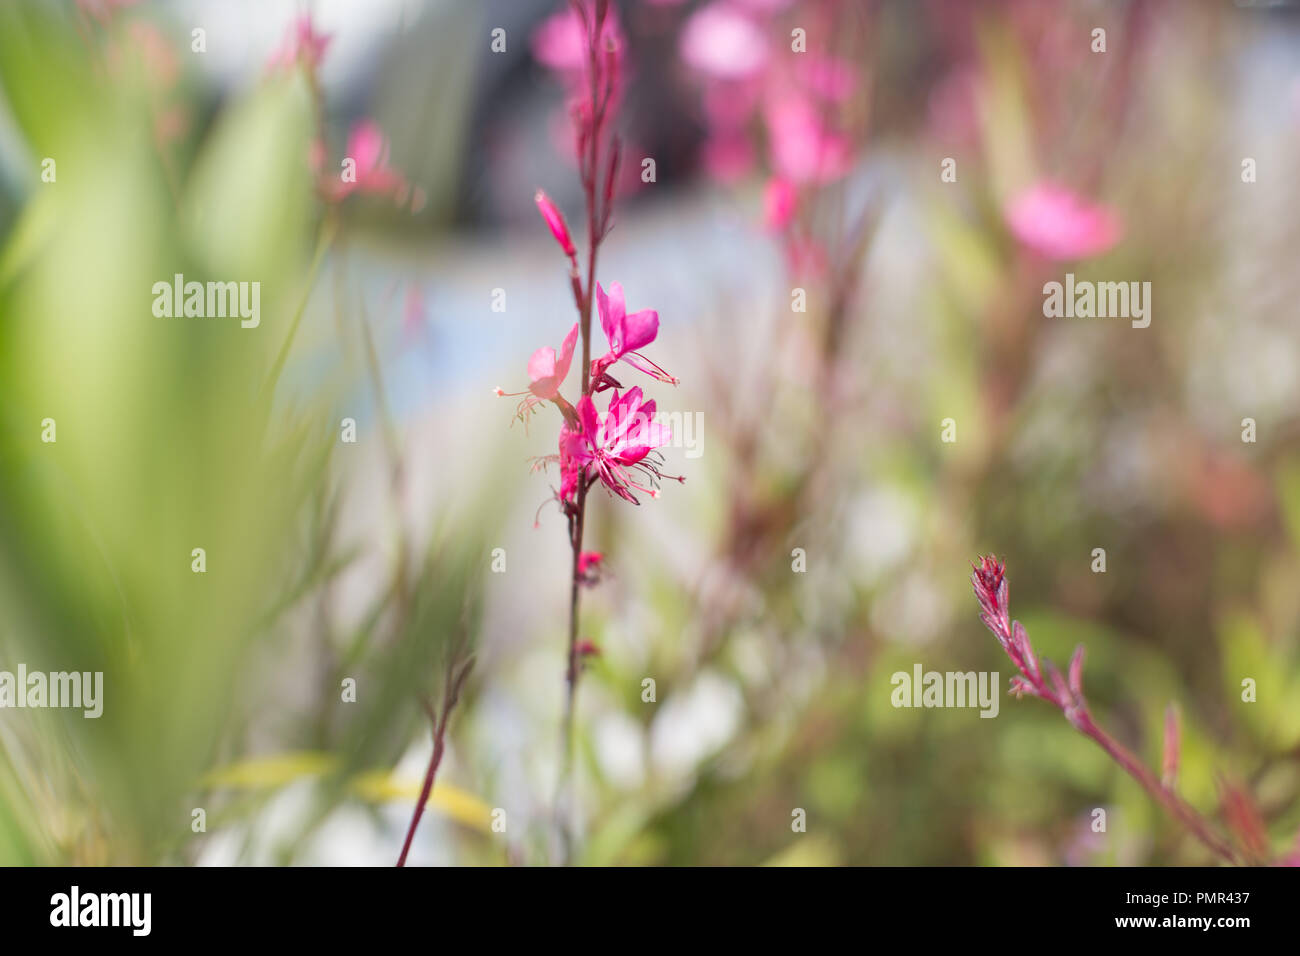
1047,662,1071,708
535,190,576,258
1067,644,1086,700
1012,620,1038,682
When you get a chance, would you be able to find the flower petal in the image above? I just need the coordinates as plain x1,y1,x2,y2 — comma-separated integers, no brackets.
620,308,658,353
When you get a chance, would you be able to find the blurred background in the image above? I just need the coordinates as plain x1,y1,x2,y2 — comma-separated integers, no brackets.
1,0,1299,866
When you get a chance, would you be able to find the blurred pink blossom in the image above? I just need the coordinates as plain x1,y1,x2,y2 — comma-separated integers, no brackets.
762,177,798,231
679,4,769,80
681,0,859,198
533,2,626,103
766,96,853,184
532,2,629,197
1004,183,1123,260
317,121,412,205
532,8,585,73
533,5,617,75
267,13,332,74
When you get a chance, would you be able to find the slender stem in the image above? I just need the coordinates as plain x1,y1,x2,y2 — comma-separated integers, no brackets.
557,187,599,865
557,479,586,863
395,725,446,868
396,656,472,867
262,213,339,403
555,0,612,865
1076,712,1241,865
975,561,1242,865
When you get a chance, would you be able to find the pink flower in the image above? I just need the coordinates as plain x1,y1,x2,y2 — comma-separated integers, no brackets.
533,5,618,75
680,4,769,80
527,323,581,400
766,95,853,184
561,388,677,504
267,13,332,74
679,1,861,203
1004,183,1123,260
558,421,584,504
319,121,412,205
496,322,580,418
591,282,677,388
763,177,798,231
535,190,577,259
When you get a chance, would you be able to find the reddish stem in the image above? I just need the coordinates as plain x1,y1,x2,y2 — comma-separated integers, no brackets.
396,656,472,867
554,0,615,865
1075,712,1241,864
972,557,1240,865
